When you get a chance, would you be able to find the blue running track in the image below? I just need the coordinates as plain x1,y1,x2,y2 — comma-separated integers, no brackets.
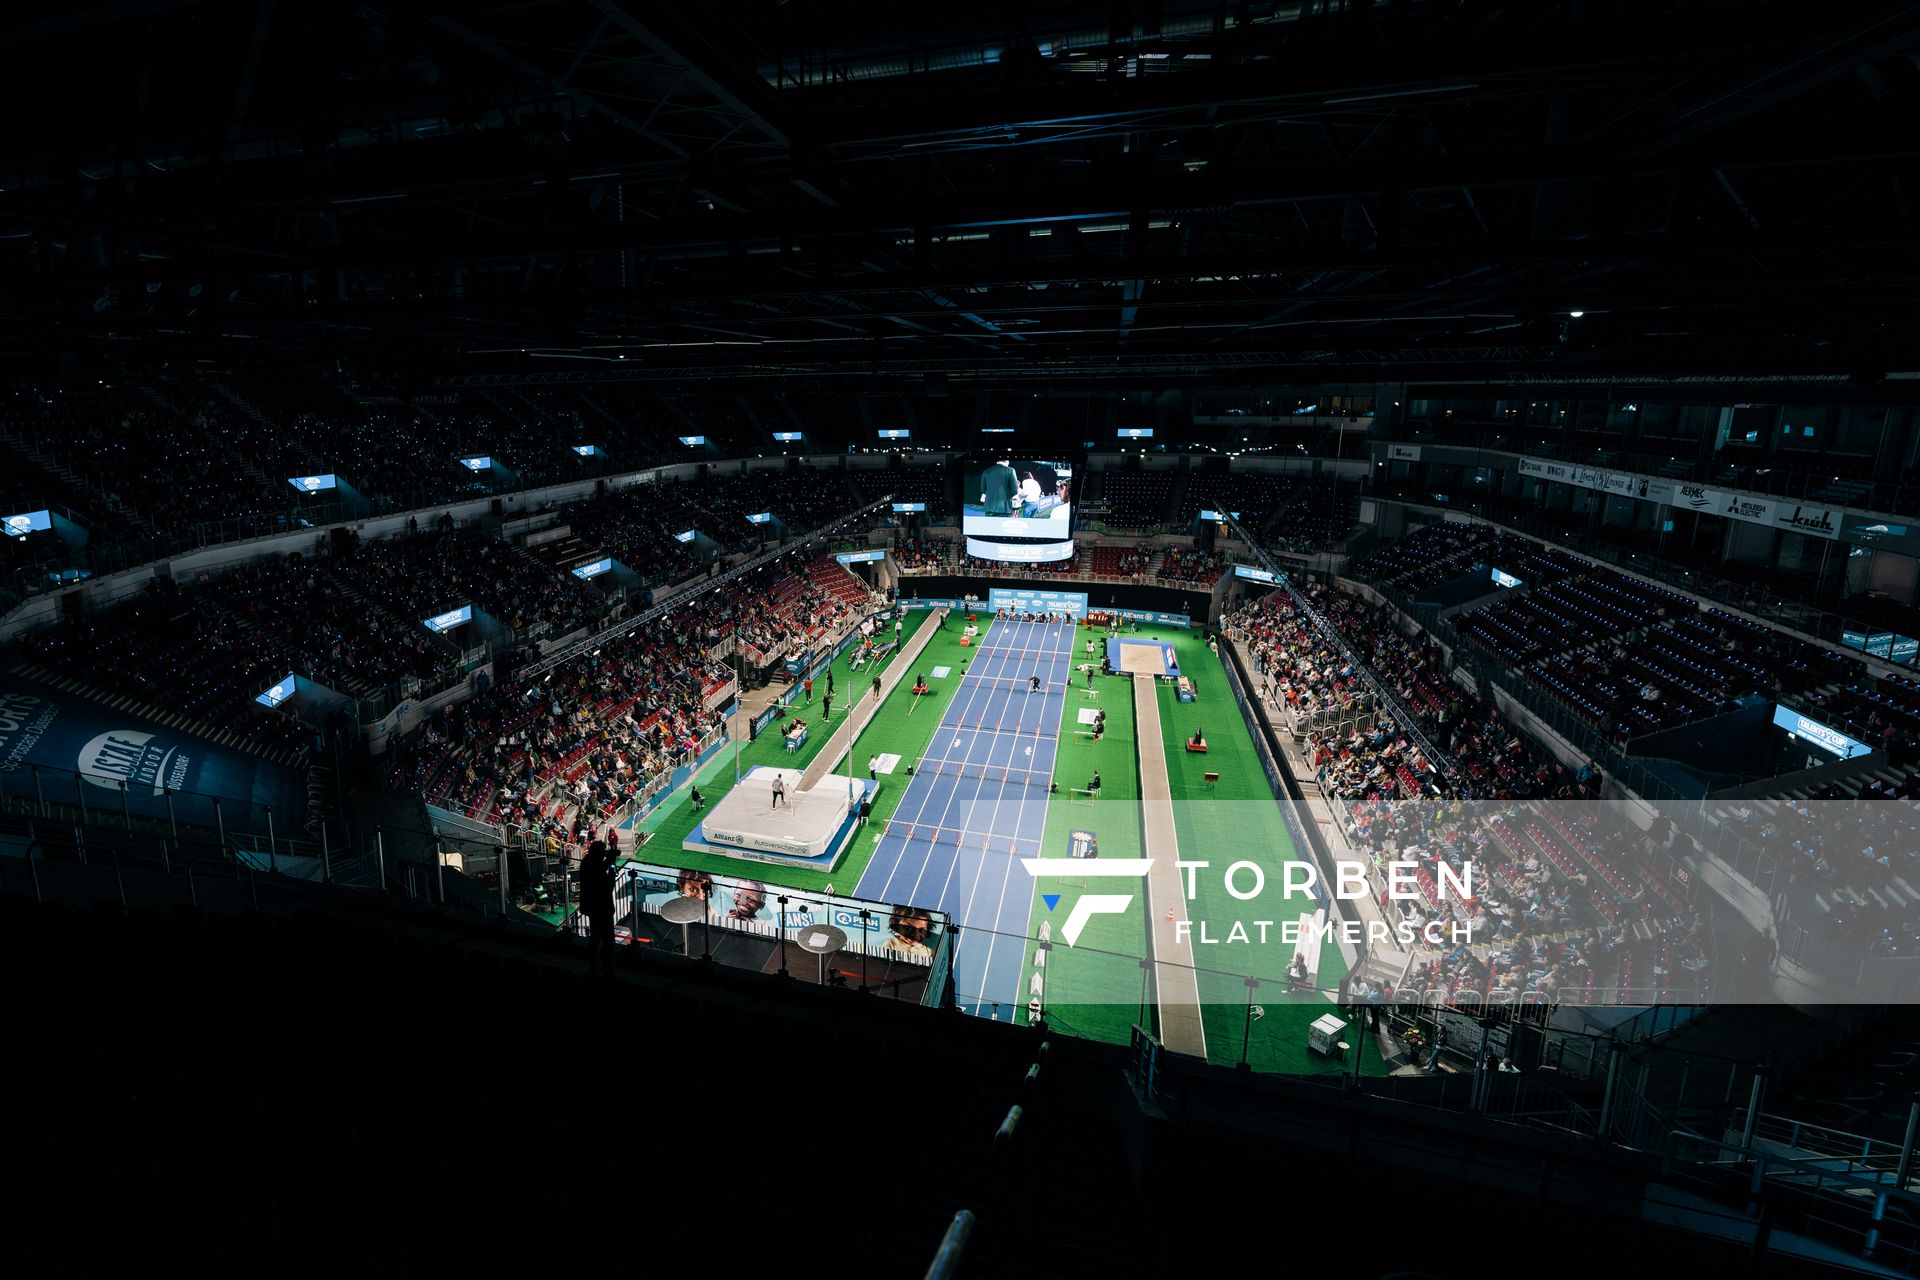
854,617,1077,1018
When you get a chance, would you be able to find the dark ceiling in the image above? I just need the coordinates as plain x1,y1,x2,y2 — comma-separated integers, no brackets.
4,0,1920,386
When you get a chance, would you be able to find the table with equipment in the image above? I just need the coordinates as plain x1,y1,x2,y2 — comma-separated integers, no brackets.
795,923,849,987
660,894,708,958
1308,1013,1349,1057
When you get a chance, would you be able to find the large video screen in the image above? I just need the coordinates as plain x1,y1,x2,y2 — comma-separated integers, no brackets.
964,458,1073,537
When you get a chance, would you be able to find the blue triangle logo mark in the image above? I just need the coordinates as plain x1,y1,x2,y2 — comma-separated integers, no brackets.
1042,894,1061,912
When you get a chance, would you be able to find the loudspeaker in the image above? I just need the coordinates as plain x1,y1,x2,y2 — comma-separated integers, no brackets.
489,498,504,517
59,589,85,622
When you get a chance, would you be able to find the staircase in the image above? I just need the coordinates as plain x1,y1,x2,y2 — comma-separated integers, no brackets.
129,379,186,420
1163,470,1191,526
132,379,282,509
499,387,561,429
0,422,148,532
575,390,625,433
213,383,332,476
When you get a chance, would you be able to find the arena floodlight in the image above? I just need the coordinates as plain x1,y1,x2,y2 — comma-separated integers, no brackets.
1568,309,1585,318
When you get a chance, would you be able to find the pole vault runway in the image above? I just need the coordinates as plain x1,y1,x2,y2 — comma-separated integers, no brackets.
853,616,1076,1018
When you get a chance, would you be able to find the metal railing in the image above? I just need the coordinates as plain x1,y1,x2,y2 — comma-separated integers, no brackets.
1729,1108,1920,1193
1662,1130,1920,1272
0,760,337,868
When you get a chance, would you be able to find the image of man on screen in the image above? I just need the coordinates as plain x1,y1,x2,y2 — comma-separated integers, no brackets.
980,459,1019,516
1018,470,1043,513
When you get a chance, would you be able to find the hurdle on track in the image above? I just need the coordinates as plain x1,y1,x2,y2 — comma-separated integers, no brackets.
968,640,1074,657
931,723,1060,743
943,675,1068,693
909,756,1054,789
881,819,1045,854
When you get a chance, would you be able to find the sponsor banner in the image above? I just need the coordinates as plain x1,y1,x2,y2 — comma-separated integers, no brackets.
835,550,886,564
1582,466,1628,495
1387,444,1422,461
890,502,927,513
1233,565,1277,584
424,605,473,633
1720,492,1778,525
1107,608,1192,628
1669,482,1712,510
900,597,963,611
1772,504,1841,540
1688,489,1840,539
571,558,613,579
1522,459,1686,507
1490,569,1522,589
0,672,305,830
1771,705,1872,758
1893,636,1920,666
988,587,1089,619
1506,460,1860,539
286,473,337,493
1517,457,1570,484
964,535,1076,563
1519,457,1641,498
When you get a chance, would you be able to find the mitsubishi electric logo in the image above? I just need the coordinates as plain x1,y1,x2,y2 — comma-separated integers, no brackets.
1020,858,1152,946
